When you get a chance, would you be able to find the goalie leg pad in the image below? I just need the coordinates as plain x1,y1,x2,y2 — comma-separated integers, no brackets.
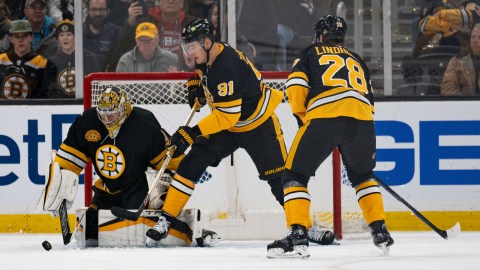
43,162,79,216
96,208,202,247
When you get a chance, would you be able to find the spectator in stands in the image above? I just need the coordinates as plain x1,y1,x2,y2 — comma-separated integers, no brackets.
236,0,279,70
207,1,220,39
23,0,57,56
441,23,480,95
108,0,137,28
185,0,215,19
116,22,178,72
275,0,316,70
47,0,74,24
146,0,195,70
47,16,75,98
109,0,194,71
0,20,56,99
0,0,13,53
413,0,479,58
4,1,25,20
83,0,121,71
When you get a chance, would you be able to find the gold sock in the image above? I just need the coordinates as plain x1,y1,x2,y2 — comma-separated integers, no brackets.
355,179,385,224
162,174,195,218
284,186,311,228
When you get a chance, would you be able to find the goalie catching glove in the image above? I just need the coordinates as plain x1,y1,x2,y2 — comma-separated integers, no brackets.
43,162,79,217
167,125,201,154
187,75,206,109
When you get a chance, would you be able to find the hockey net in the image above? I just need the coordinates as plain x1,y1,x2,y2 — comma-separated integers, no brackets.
83,72,368,240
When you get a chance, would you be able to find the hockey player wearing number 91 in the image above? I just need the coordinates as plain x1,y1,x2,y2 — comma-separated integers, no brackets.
42,86,219,247
267,15,394,258
146,18,335,246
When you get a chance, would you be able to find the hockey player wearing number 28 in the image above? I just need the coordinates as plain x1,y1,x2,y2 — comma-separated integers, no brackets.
267,15,394,258
146,18,335,246
42,87,218,246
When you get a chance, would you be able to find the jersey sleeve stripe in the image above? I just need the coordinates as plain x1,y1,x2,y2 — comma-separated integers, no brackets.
217,105,241,114
56,144,88,169
235,87,271,128
58,143,88,163
286,78,310,89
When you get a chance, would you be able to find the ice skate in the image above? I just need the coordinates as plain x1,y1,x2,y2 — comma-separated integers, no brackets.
267,224,310,259
369,220,394,255
146,215,170,241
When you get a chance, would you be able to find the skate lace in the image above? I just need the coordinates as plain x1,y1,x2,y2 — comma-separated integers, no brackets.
152,216,170,233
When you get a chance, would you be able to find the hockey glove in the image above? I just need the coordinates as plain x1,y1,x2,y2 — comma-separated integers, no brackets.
168,126,200,154
187,76,206,109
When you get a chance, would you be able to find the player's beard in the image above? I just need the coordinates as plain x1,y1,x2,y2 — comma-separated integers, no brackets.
90,16,106,30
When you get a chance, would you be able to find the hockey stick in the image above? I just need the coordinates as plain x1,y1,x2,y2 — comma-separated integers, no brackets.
58,203,85,245
59,199,73,245
375,177,461,240
111,104,198,221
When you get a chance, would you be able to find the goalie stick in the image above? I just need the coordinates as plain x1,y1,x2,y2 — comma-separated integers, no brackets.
59,200,85,245
111,103,198,221
375,177,461,240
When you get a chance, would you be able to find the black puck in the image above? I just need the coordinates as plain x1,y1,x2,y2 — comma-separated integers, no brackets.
42,240,52,251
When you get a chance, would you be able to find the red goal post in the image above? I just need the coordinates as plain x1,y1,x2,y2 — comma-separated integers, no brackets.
83,72,362,240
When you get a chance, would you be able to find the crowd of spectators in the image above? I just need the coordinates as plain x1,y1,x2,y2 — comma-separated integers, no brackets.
1,0,478,100
0,0,322,100
401,0,480,96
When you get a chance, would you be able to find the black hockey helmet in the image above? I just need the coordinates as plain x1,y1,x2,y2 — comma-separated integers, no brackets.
181,18,215,44
314,15,347,44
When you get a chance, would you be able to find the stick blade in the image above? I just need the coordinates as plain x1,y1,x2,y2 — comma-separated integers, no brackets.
445,222,461,239
111,206,140,221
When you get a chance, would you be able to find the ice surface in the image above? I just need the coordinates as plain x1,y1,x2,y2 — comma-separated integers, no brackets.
0,232,479,270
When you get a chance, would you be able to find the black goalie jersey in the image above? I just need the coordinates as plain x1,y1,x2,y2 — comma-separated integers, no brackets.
53,107,182,194
194,42,284,135
286,44,375,123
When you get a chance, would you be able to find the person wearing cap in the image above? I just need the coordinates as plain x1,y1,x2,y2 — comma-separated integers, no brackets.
108,0,195,71
116,22,178,72
47,16,102,98
0,20,56,99
23,0,57,55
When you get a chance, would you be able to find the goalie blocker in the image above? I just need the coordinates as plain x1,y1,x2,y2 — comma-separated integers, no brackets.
75,208,221,248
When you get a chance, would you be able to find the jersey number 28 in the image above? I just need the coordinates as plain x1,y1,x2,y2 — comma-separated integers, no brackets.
319,55,368,93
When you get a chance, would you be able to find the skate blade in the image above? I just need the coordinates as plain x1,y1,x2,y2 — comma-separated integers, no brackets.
377,243,390,256
267,246,310,259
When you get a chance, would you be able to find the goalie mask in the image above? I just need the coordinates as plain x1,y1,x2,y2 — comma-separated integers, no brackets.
314,15,347,45
96,87,132,139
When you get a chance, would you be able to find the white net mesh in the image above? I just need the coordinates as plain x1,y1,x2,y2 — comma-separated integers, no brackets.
87,72,367,238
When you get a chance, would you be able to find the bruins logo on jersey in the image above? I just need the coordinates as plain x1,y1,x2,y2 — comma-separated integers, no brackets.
96,144,125,179
57,68,75,95
2,74,30,99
